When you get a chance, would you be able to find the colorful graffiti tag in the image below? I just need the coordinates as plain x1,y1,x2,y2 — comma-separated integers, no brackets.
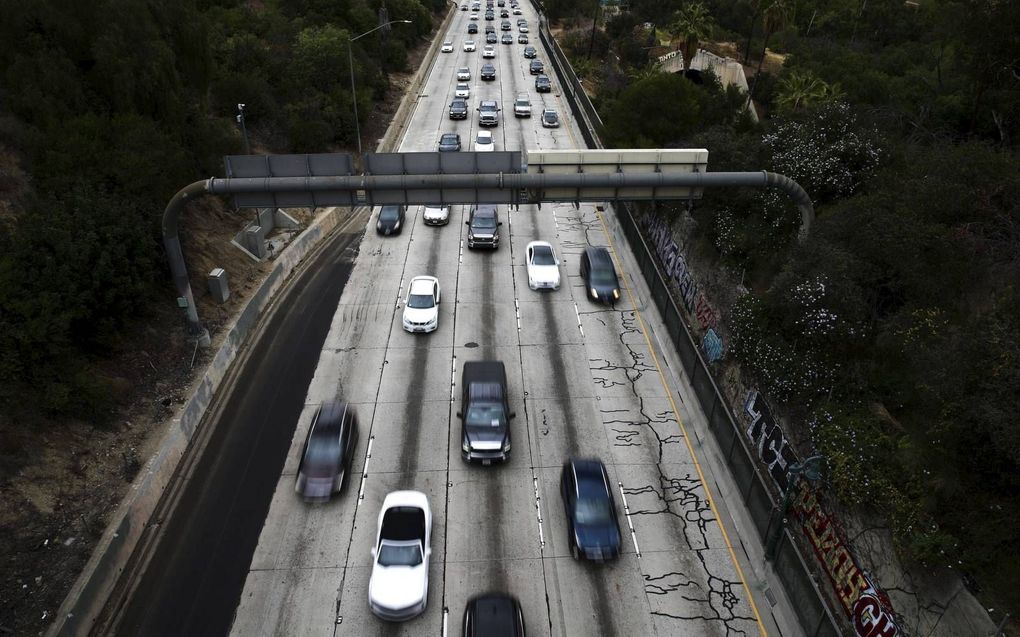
744,390,799,492
702,328,724,362
794,488,900,636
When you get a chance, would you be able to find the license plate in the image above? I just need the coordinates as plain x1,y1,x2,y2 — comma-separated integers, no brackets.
482,459,492,466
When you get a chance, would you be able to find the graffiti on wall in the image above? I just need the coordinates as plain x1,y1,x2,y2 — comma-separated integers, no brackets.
795,488,900,636
743,390,798,493
643,214,699,313
702,329,724,362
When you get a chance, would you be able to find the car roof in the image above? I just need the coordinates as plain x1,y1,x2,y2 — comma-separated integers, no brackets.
585,246,614,266
467,594,521,636
477,130,493,139
527,240,552,251
473,203,498,215
409,276,436,294
312,401,349,438
570,458,610,495
441,132,459,139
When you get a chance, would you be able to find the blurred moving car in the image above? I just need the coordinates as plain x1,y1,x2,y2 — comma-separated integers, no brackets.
439,132,462,152
294,402,359,502
368,491,432,620
474,130,495,152
560,458,622,561
376,205,406,235
525,241,561,290
403,276,441,333
540,108,560,128
423,205,450,226
463,593,526,636
580,246,621,303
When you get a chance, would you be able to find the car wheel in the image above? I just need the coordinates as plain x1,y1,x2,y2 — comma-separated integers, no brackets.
570,541,580,560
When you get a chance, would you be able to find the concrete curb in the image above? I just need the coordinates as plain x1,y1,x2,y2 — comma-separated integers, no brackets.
48,207,350,636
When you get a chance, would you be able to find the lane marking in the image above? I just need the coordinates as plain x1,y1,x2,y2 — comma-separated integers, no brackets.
459,239,463,264
617,481,641,558
442,606,449,637
572,301,584,337
595,208,768,637
357,435,375,507
451,355,458,403
515,298,521,331
534,476,546,548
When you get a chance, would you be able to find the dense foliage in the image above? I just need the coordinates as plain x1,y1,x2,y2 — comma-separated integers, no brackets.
0,0,435,416
549,0,1020,615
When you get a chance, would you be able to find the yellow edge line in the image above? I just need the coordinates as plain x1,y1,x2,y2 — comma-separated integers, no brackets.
595,208,769,637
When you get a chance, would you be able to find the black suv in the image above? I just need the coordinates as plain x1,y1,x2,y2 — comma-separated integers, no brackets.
580,246,621,303
535,74,551,92
295,402,360,502
468,22,478,33
458,361,515,463
449,98,468,119
523,45,537,59
529,59,544,74
465,203,501,247
561,458,622,561
481,62,497,80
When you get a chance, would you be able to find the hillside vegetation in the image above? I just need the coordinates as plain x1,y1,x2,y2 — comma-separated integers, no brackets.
546,0,1020,618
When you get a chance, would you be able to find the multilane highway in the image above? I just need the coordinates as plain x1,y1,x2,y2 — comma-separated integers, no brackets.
111,2,777,636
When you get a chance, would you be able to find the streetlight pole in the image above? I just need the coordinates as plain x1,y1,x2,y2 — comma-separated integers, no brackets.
764,455,824,561
348,20,413,157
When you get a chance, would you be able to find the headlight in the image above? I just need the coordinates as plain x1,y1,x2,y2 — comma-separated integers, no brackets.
468,231,474,239
462,440,471,452
613,289,620,299
502,440,511,452
376,221,382,229
590,287,598,298
393,221,401,229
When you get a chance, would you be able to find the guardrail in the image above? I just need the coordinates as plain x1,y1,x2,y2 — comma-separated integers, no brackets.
533,8,842,637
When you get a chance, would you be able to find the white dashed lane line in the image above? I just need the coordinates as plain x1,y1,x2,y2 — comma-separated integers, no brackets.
534,476,546,549
572,300,584,337
618,481,641,558
356,436,375,508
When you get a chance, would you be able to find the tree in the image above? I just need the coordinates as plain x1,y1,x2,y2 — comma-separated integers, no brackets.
748,0,790,100
668,2,714,78
775,69,843,112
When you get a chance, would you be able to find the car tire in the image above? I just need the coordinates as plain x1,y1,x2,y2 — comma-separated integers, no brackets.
570,541,580,560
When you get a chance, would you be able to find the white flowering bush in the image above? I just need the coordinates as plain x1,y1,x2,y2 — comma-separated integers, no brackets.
762,101,883,204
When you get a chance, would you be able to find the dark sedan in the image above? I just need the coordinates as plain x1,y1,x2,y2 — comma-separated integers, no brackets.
523,45,537,59
481,63,497,80
501,33,513,44
561,458,622,561
540,108,560,128
529,59,544,74
580,246,621,303
449,98,469,119
439,132,462,152
295,402,359,502
486,32,497,44
535,74,551,92
463,594,525,636
376,204,406,235
468,23,478,33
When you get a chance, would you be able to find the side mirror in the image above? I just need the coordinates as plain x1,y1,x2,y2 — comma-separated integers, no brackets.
465,221,470,225
510,411,517,419
371,547,377,558
457,411,463,418
555,259,560,265
498,221,503,226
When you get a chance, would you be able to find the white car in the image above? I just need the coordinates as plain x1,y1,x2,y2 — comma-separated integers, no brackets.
526,241,561,290
482,45,496,58
519,25,528,33
455,82,470,98
368,491,432,620
423,204,450,225
474,130,495,152
403,276,441,333
463,39,476,52
441,41,453,53
457,67,471,81
513,7,521,13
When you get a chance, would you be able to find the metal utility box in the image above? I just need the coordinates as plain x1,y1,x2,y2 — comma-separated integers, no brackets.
207,268,230,303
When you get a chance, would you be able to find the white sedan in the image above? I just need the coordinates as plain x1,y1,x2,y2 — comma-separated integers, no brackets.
526,241,561,290
463,39,476,52
441,41,453,53
482,45,496,58
455,82,470,98
423,204,450,225
368,491,432,620
474,130,495,152
457,67,471,81
403,276,441,332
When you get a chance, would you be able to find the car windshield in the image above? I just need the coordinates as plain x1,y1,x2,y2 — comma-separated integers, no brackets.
472,215,497,229
477,134,492,145
545,111,557,120
591,268,618,286
575,496,613,525
531,246,555,265
466,402,507,427
516,99,528,106
379,207,400,221
442,134,458,143
378,542,423,567
407,292,434,309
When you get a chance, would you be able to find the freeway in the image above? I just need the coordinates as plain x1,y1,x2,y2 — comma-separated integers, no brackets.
106,2,777,636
